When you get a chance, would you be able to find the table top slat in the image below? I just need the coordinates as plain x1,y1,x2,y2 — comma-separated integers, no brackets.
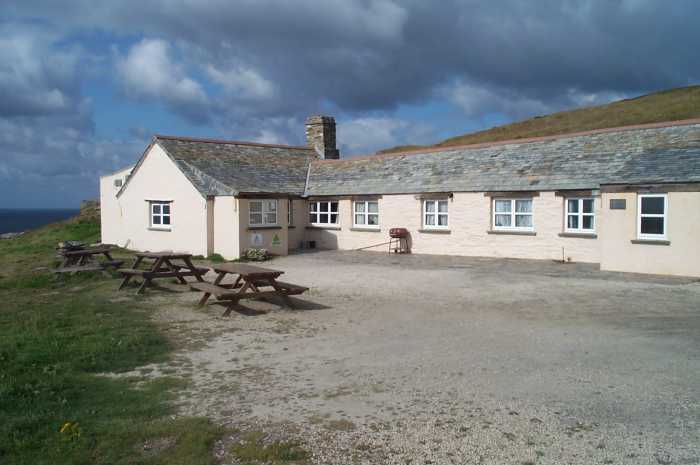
62,246,113,256
135,251,193,259
213,262,283,277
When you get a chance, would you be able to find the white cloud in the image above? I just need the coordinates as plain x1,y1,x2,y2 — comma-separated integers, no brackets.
448,80,555,120
206,64,275,100
338,117,435,155
448,80,629,121
0,25,81,117
116,38,209,116
250,129,288,145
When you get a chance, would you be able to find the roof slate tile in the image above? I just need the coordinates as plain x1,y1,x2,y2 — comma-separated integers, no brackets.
305,123,700,195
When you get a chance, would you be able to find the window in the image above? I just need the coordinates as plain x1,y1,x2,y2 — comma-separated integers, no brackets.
565,198,595,232
288,199,294,226
423,199,449,229
150,201,171,229
638,194,667,239
309,201,339,226
249,199,278,226
493,198,533,231
353,200,379,228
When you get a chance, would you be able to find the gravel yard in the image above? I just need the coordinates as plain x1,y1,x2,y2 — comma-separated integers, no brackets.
136,251,700,465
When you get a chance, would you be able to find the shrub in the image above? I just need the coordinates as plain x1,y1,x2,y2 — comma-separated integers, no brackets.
243,249,269,262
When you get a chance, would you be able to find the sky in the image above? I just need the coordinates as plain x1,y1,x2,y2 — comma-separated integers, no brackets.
1,1,699,208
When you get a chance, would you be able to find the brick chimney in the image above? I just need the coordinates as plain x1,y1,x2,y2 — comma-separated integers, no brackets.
305,115,340,159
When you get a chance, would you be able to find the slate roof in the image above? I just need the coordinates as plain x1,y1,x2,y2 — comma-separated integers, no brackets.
305,120,700,196
155,136,316,196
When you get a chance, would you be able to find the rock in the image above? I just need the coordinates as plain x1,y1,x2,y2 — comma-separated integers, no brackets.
0,232,24,240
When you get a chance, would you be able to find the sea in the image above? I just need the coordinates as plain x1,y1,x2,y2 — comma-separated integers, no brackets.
0,209,80,234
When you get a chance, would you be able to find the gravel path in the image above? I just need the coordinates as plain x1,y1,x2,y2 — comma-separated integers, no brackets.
129,251,700,464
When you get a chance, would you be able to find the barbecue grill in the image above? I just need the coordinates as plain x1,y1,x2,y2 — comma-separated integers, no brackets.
388,228,409,254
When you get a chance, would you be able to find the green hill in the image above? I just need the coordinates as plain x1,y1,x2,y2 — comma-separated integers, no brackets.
379,86,700,154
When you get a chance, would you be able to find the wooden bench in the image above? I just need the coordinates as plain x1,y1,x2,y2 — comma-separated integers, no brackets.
53,245,123,274
272,281,309,295
190,282,240,299
117,252,206,294
190,263,309,315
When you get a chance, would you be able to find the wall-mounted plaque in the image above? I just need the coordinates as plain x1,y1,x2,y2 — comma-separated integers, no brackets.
610,199,626,210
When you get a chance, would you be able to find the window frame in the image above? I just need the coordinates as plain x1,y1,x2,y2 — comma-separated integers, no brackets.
422,199,449,230
564,197,596,233
287,199,294,226
637,193,668,240
309,201,339,226
353,200,380,229
492,198,534,232
249,199,278,227
149,201,172,230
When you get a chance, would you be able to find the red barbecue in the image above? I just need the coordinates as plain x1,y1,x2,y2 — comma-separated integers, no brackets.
388,228,410,254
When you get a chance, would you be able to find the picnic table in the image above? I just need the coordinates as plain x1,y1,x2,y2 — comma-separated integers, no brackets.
54,245,124,274
117,251,208,294
190,263,308,316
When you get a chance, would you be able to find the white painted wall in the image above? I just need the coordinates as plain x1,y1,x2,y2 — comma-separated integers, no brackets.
99,166,133,246
213,196,239,260
106,144,208,255
600,191,700,277
288,199,305,250
303,192,601,263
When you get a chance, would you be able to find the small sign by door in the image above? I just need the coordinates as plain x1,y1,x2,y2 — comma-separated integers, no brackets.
250,233,263,246
272,233,281,246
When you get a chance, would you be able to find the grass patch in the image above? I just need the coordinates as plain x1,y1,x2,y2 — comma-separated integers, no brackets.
0,215,223,464
229,431,309,464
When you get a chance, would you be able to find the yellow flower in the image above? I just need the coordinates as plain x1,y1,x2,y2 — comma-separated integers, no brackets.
60,422,71,434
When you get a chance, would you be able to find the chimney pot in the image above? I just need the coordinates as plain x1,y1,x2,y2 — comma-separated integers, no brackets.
305,115,339,159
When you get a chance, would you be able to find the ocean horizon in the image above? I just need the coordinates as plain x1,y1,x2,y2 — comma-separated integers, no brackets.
0,208,80,234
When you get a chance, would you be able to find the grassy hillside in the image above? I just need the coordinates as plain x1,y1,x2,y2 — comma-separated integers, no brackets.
379,86,700,153
0,215,223,465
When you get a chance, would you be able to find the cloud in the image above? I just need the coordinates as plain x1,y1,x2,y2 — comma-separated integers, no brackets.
206,64,275,100
0,25,81,117
447,80,630,121
3,0,700,206
338,117,435,155
0,23,142,207
115,38,210,123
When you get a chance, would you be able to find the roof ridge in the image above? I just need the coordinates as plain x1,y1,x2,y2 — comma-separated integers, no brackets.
154,134,315,151
317,117,700,164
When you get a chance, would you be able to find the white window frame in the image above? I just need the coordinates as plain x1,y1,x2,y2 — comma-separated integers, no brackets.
249,199,278,227
422,199,449,230
492,198,534,231
353,200,380,229
149,201,172,230
309,201,339,226
637,193,668,240
565,198,595,233
287,199,293,226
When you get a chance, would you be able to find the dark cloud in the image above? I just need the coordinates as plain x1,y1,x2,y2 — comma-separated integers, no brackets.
2,0,700,206
9,0,697,112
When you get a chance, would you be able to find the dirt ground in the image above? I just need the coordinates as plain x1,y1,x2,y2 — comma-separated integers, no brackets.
125,251,700,465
